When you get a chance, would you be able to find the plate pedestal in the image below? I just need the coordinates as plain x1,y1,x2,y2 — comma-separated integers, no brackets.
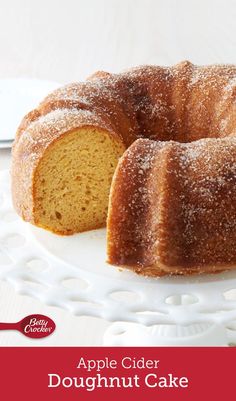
104,322,233,346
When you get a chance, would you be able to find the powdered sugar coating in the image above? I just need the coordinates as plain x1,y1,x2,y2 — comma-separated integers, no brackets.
16,61,236,148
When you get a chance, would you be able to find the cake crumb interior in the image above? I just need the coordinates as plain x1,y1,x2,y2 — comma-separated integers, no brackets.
34,128,125,234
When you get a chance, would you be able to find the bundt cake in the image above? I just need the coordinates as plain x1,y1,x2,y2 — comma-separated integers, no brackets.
11,61,236,275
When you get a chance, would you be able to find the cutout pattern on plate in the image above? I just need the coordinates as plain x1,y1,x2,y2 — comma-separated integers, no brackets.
1,170,236,328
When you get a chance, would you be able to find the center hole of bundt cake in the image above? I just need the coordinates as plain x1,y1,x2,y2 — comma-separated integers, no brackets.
34,128,125,234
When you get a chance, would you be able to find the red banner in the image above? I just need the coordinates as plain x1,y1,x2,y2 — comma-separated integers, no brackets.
0,347,234,400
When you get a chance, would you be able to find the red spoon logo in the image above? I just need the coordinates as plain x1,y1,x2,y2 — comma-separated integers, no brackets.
0,314,56,339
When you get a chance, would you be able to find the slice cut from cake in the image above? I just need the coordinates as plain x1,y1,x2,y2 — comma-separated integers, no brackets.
12,109,125,234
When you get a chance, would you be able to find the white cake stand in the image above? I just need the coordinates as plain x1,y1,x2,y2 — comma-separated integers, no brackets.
1,170,236,346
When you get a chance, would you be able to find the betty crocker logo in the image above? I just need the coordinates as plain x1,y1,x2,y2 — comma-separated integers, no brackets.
21,314,56,338
0,314,56,339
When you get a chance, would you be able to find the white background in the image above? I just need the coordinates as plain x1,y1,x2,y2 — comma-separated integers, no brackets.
0,0,236,345
1,0,236,82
